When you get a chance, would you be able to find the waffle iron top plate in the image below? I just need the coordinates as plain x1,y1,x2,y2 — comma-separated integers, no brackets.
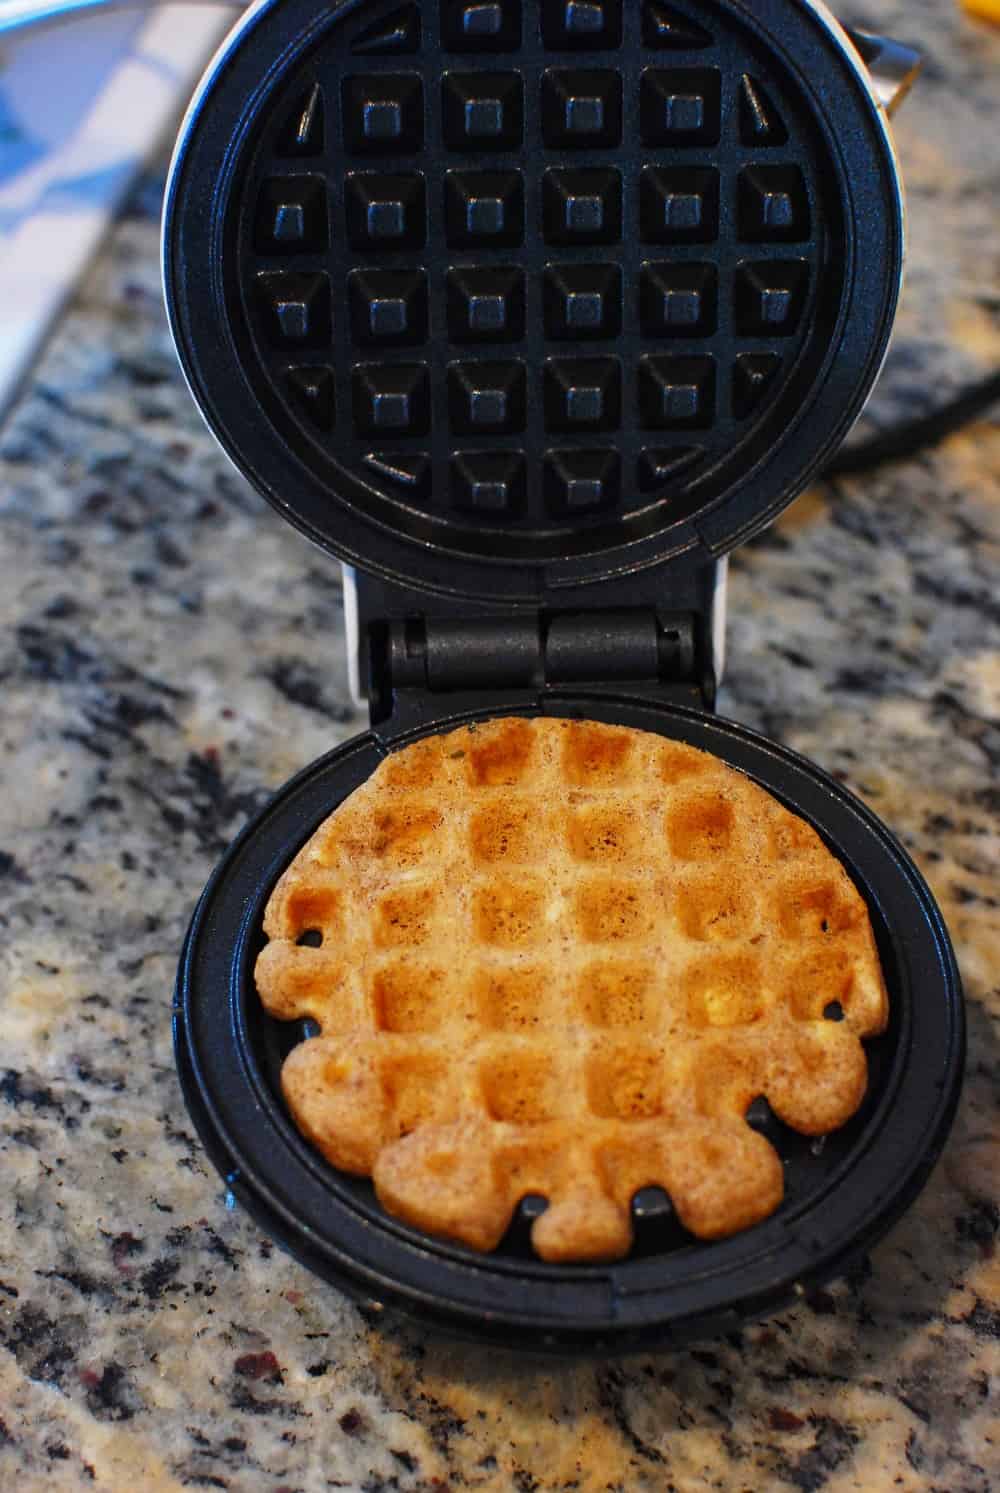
164,0,903,601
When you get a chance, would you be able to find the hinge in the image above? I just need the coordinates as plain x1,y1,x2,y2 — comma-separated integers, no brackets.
344,560,725,733
368,607,713,729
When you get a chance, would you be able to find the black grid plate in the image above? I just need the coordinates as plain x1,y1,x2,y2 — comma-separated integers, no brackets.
165,0,901,596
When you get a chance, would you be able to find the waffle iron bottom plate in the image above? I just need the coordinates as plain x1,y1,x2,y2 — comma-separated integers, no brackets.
175,696,963,1354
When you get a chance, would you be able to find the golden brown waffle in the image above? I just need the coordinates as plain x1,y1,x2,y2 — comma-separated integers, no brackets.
255,718,888,1262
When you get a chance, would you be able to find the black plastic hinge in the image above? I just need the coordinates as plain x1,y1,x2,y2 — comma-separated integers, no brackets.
369,608,712,729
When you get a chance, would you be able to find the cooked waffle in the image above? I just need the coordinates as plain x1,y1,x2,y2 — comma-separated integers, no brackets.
255,718,888,1262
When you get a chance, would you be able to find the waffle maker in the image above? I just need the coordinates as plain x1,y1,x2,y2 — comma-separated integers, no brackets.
166,0,964,1353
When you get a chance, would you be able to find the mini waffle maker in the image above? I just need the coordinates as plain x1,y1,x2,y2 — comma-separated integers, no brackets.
166,0,963,1352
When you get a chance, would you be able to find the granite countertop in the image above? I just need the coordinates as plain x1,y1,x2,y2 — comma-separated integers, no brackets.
1,2,998,1489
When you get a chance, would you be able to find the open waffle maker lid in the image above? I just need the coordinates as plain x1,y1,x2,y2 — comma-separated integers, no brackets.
167,0,964,1352
163,0,906,602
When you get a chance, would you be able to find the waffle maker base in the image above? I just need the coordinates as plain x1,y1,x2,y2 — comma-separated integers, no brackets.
174,692,963,1355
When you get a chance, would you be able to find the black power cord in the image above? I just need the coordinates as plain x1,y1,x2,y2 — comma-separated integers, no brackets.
824,367,1000,478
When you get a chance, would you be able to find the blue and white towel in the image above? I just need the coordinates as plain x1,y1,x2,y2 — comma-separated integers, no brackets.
0,3,233,415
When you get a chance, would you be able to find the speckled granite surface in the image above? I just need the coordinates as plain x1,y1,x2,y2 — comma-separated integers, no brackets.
0,2,998,1489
